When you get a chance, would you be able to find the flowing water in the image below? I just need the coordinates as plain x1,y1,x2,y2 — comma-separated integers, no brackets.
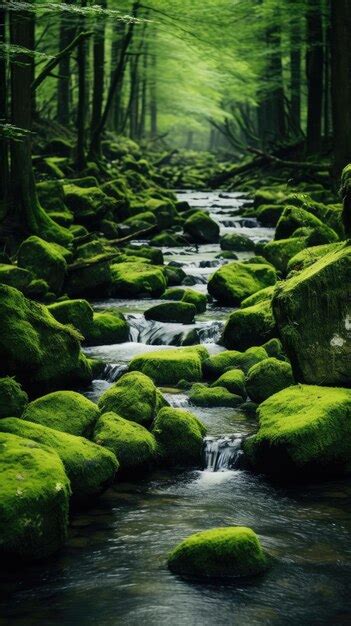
2,191,351,625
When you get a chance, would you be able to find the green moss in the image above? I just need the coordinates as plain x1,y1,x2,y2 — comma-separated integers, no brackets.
110,262,167,298
184,211,220,243
211,369,246,398
0,285,92,393
262,338,285,359
162,287,207,314
261,237,307,273
287,242,342,273
98,371,167,426
241,286,275,308
0,418,117,503
245,357,294,404
0,264,33,291
93,411,157,474
152,407,206,466
190,385,243,408
123,245,164,265
254,188,287,208
48,299,94,338
203,347,268,379
36,180,67,214
145,198,178,230
25,279,49,300
256,204,284,226
272,243,351,386
220,233,255,252
275,206,332,241
163,265,186,286
75,240,114,260
66,256,113,298
123,211,157,233
244,385,351,477
0,432,70,560
168,527,268,579
208,261,277,305
0,377,28,418
151,232,187,247
63,184,114,227
129,346,209,386
17,236,70,294
223,298,276,350
22,391,99,438
144,301,196,324
88,310,129,346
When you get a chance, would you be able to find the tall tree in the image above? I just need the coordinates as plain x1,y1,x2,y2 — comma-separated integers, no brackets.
306,0,324,153
75,0,88,169
57,0,76,125
0,6,8,220
90,0,107,158
331,0,351,177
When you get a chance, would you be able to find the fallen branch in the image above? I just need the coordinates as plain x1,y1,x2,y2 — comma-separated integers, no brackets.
247,147,327,172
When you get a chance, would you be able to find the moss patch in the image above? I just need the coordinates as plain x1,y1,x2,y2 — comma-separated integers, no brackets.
211,369,246,398
203,347,268,379
222,298,276,350
0,377,28,419
110,262,167,298
184,211,220,243
144,301,196,324
190,385,243,408
208,261,276,305
152,407,206,466
17,236,69,294
245,357,294,404
161,287,207,313
129,346,209,386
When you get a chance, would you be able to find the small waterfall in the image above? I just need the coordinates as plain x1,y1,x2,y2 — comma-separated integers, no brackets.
163,393,189,408
204,435,244,472
127,315,224,346
102,363,128,382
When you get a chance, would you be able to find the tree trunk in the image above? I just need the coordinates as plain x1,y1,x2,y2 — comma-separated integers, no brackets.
0,6,9,220
266,19,286,141
57,0,76,125
75,0,87,170
331,0,351,177
306,0,324,153
129,55,140,139
90,0,107,158
107,20,126,131
149,51,158,139
138,46,148,139
290,13,302,135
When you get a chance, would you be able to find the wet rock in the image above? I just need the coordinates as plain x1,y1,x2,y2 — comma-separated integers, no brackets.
110,262,167,298
190,384,243,408
245,357,294,403
161,287,207,313
220,233,255,252
144,301,197,324
129,346,209,386
183,210,220,243
208,261,277,305
152,407,206,466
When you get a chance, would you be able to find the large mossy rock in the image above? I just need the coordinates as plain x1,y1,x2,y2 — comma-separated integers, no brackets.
0,418,117,503
0,285,92,393
272,243,351,385
17,236,69,294
222,298,276,350
203,347,268,379
245,357,294,404
220,233,255,252
161,287,207,314
244,385,351,478
48,298,94,338
208,261,276,305
93,411,157,475
152,407,206,466
183,211,220,243
0,377,28,418
0,432,70,560
63,184,114,227
261,237,307,274
287,243,342,273
0,264,33,292
168,527,268,580
211,369,246,398
144,301,196,324
110,262,166,298
98,372,167,426
190,384,243,408
129,346,209,386
275,206,338,242
22,391,100,438
65,256,113,298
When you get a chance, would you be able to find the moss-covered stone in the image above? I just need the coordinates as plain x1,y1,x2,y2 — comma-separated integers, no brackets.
244,385,351,477
145,197,178,230
262,338,285,359
93,411,157,475
161,287,207,313
48,298,94,338
22,391,99,438
203,347,268,379
183,211,220,243
144,301,196,324
211,369,246,398
275,206,337,241
88,310,129,346
0,418,117,503
241,286,275,308
0,432,70,560
254,188,287,208
220,233,255,252
168,527,268,579
261,237,307,273
190,384,243,408
129,346,209,386
222,298,276,350
245,357,294,404
152,407,206,466
110,262,167,298
256,204,284,226
163,265,186,286
208,261,276,305
123,245,163,265
66,256,113,298
0,264,33,291
287,242,342,273
272,243,351,385
63,184,114,227
17,236,69,294
151,232,187,247
0,377,28,419
0,285,92,392
98,372,167,426
25,278,49,300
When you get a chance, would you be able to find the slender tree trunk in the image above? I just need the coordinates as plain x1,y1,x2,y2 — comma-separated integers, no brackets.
57,0,76,125
323,20,331,139
266,19,286,141
138,46,148,139
75,0,87,170
290,14,301,135
149,51,158,139
0,7,9,220
129,54,140,139
306,0,324,153
107,21,126,130
331,0,351,177
90,0,107,158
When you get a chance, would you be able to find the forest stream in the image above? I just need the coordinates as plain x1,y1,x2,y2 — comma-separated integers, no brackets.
1,191,351,626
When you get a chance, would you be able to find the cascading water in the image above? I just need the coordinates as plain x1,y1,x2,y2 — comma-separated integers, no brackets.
127,315,224,346
102,363,128,382
204,435,244,472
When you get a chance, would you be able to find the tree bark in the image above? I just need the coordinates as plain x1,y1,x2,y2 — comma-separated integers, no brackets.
290,13,302,135
75,0,88,170
90,0,107,158
331,0,351,177
0,6,9,220
306,0,324,153
107,20,126,131
149,51,158,139
57,0,76,126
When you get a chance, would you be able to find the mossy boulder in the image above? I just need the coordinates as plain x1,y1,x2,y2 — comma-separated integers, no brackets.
26,278,49,300
63,184,114,227
151,232,187,247
222,298,276,350
244,385,351,478
48,298,93,337
190,385,243,408
163,265,186,286
273,243,351,385
168,527,268,580
203,347,268,379
0,418,117,503
93,412,157,475
211,369,246,398
65,256,113,298
145,197,178,230
183,211,220,243
110,262,167,298
254,188,286,208
87,310,129,346
0,285,92,393
287,242,342,273
275,206,338,242
241,286,275,308
245,357,294,404
17,236,69,294
261,237,307,273
144,301,196,324
0,432,70,560
129,346,209,386
161,287,207,314
22,391,99,438
98,372,167,426
152,407,206,466
0,264,33,292
256,204,284,226
220,233,255,252
208,261,276,305
0,377,28,419
123,245,163,265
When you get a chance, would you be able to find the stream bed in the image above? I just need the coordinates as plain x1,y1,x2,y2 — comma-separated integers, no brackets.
1,191,351,625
